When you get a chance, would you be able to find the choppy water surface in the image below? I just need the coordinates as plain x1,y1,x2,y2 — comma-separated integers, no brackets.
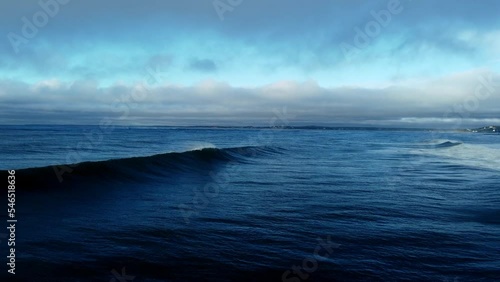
0,125,499,281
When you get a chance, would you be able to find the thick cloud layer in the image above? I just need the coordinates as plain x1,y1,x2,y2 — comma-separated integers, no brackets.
1,0,499,126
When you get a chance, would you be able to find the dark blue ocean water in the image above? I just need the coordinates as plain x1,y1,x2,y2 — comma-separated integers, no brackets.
0,125,499,281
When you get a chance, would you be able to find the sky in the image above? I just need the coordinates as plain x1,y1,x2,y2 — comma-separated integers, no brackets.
0,0,499,127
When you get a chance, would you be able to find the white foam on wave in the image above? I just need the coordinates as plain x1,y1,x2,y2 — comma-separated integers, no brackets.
415,142,500,172
184,142,217,151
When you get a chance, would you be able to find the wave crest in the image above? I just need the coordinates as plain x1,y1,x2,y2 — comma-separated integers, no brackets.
1,146,282,190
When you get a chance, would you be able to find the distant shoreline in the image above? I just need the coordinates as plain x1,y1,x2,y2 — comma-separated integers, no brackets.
464,125,499,133
0,124,499,133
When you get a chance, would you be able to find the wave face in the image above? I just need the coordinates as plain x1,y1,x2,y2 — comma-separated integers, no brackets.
434,141,463,148
1,146,282,191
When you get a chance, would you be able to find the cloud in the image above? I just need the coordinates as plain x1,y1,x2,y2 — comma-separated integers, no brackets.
1,0,498,82
0,0,499,126
0,69,498,127
188,58,217,72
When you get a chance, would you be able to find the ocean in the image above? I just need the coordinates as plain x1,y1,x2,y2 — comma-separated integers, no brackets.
0,125,499,281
